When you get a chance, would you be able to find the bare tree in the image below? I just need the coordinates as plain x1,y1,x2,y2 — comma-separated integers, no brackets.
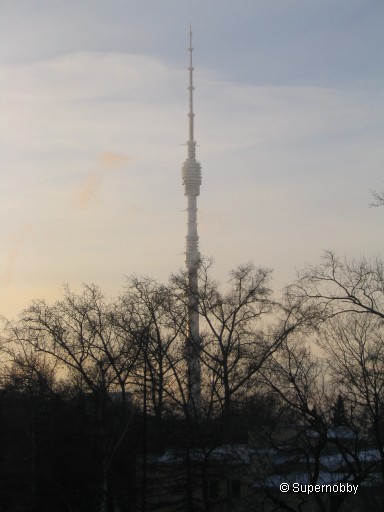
4,284,139,512
287,250,384,322
257,336,371,512
283,251,384,509
172,261,308,420
114,276,187,421
320,314,384,485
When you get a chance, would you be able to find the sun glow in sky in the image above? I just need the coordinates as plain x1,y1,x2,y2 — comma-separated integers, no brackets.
1,0,383,319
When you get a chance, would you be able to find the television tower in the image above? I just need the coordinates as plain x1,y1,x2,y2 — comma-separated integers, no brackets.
182,29,202,409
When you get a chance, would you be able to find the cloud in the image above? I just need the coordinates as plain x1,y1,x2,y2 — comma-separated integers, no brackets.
0,52,180,159
73,152,130,208
1,224,32,287
99,151,130,170
74,172,102,209
0,52,169,101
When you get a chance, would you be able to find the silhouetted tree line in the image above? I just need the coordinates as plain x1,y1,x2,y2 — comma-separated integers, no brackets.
1,254,384,511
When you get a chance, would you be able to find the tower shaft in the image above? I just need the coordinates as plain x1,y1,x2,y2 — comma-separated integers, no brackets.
182,30,201,409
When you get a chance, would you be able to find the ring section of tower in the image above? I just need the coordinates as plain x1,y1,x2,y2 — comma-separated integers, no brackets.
182,159,201,196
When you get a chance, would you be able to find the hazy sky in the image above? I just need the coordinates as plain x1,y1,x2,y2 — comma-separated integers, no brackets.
1,0,383,319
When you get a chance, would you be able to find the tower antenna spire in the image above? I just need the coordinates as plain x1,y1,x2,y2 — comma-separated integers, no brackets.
182,28,202,411
188,27,195,159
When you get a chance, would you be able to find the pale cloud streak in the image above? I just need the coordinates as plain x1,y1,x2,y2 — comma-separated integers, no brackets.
74,171,102,209
73,152,131,208
99,151,131,170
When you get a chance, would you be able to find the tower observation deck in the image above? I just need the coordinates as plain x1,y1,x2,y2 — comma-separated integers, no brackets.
182,30,201,409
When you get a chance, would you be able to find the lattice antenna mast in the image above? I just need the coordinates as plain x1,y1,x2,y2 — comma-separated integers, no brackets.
182,28,202,410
